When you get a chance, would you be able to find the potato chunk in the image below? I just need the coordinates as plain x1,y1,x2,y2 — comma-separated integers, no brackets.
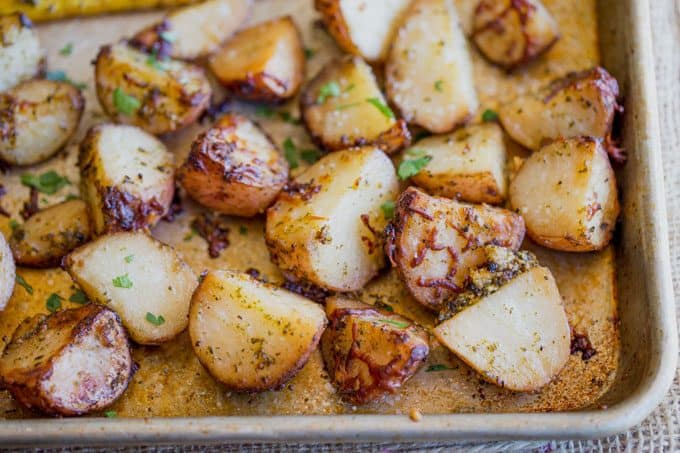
266,147,399,291
301,56,410,153
385,0,478,133
0,13,44,92
509,136,619,251
0,304,134,415
387,187,525,311
0,80,84,166
321,296,429,404
472,0,560,68
410,123,507,204
64,232,197,345
79,123,175,234
209,16,305,102
94,42,211,134
0,232,15,311
189,270,327,391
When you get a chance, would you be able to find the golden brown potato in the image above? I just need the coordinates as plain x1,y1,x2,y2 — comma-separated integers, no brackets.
321,296,429,404
0,13,44,92
94,42,211,135
0,79,84,166
178,113,288,217
472,0,560,68
0,304,134,416
0,232,15,311
208,16,305,102
385,0,478,133
189,270,327,392
509,136,619,251
387,187,525,311
79,123,175,234
300,55,410,153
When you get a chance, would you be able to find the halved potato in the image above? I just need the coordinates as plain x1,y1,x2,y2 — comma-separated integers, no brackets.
79,123,175,234
509,136,619,251
0,13,44,92
178,113,288,217
9,199,91,268
64,232,197,345
0,80,84,166
321,296,429,404
300,55,410,153
0,232,15,311
472,0,560,68
385,0,478,133
266,147,399,292
387,187,525,311
189,270,327,392
409,123,507,204
314,0,412,62
94,42,211,135
208,16,305,102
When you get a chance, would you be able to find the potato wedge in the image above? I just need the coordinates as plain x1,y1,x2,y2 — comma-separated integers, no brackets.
314,0,412,62
321,296,429,404
509,136,619,251
94,42,211,135
189,270,327,392
208,16,305,102
0,80,84,166
409,123,507,204
266,147,399,292
300,55,410,153
178,113,288,217
387,187,525,311
385,0,478,133
0,13,44,92
0,232,15,311
472,0,560,68
0,304,134,415
79,123,175,234
64,232,197,345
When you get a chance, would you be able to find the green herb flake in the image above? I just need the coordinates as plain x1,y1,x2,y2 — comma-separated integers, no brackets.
335,102,361,111
15,274,33,295
46,293,63,313
434,80,444,92
69,289,89,305
380,200,395,220
278,111,302,125
283,137,299,169
397,156,432,180
124,254,134,263
64,194,80,201
481,108,499,122
146,49,167,71
300,148,321,164
146,312,165,326
255,105,275,118
304,47,315,60
378,318,410,329
366,97,395,119
45,70,86,90
113,88,141,116
426,364,454,372
316,81,341,104
59,42,73,56
405,148,427,157
159,31,177,43
104,411,117,418
239,225,248,235
21,170,70,195
112,274,133,289
9,219,20,231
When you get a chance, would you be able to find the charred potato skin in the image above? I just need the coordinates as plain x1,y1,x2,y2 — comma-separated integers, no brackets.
0,232,16,311
0,13,45,92
314,0,362,57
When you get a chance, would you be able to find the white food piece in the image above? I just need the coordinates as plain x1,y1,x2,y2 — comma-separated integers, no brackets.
0,233,15,311
0,13,44,92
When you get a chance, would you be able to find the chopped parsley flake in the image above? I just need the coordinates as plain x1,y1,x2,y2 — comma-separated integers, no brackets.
283,138,299,169
317,81,341,104
124,254,134,263
59,42,73,56
366,97,395,119
113,88,141,116
104,410,117,418
398,156,432,180
304,47,315,59
159,31,177,43
9,219,20,231
482,109,499,122
15,274,33,294
21,171,70,194
380,200,395,220
434,80,444,92
239,225,248,235
300,148,321,164
112,274,133,288
46,293,63,313
69,289,89,305
145,312,165,326
146,49,167,71
378,318,410,329
426,364,455,372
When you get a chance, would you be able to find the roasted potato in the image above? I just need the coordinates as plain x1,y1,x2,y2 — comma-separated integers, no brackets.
0,304,134,415
0,13,44,92
208,16,305,102
409,123,507,204
79,123,175,234
0,232,15,311
178,113,288,217
387,187,525,311
509,136,619,251
9,199,91,268
0,80,84,166
385,0,478,134
314,0,412,62
472,0,560,68
300,55,410,153
94,42,211,135
266,147,399,292
64,232,197,345
321,296,429,404
189,270,327,391
434,246,570,391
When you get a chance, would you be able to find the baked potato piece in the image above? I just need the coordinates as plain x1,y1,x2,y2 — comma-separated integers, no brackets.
94,42,211,135
178,113,288,217
64,232,197,345
387,187,525,311
409,123,507,204
509,136,619,251
472,0,560,68
314,0,412,62
9,199,91,268
189,270,327,392
266,147,399,292
321,296,429,404
79,123,175,234
0,232,15,311
208,16,305,103
434,246,570,391
0,13,44,92
385,0,478,133
300,55,410,153
0,304,134,416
